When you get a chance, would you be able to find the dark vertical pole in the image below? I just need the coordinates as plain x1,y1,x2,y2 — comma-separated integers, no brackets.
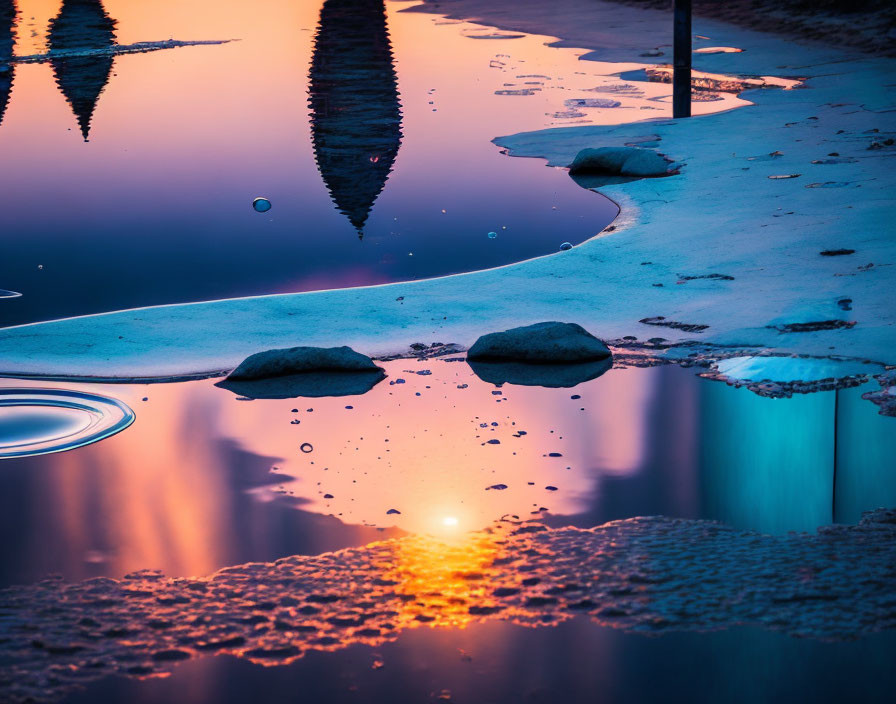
673,0,691,118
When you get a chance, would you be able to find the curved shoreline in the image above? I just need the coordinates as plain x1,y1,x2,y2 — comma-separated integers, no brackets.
0,1,893,383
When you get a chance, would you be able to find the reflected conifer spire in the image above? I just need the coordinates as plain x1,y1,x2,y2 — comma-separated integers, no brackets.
48,0,116,141
0,0,16,128
308,0,403,239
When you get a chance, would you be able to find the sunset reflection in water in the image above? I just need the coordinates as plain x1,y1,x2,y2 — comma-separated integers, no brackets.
0,359,657,583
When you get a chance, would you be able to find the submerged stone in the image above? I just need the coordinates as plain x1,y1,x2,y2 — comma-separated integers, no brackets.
469,358,612,389
468,322,611,364
568,146,671,177
217,372,385,399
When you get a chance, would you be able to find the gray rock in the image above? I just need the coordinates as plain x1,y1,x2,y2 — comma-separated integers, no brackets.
467,322,611,364
568,146,671,177
227,345,383,380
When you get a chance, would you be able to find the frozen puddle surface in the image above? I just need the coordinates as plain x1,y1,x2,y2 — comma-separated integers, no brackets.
0,388,134,459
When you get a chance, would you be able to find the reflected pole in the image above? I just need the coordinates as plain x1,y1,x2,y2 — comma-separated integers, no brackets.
673,0,691,118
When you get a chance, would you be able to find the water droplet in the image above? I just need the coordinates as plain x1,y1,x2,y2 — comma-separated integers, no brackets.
487,231,497,239
253,197,272,213
559,242,573,251
300,442,313,453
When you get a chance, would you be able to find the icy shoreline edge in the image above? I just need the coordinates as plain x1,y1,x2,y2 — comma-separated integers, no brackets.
0,1,893,383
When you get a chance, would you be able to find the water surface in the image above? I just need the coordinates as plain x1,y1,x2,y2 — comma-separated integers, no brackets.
0,0,757,328
1,363,892,586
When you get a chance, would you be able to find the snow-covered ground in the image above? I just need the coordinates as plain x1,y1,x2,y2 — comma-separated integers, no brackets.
0,0,892,381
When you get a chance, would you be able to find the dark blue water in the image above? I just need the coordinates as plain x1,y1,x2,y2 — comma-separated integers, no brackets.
1,366,893,586
0,0,617,328
62,619,896,704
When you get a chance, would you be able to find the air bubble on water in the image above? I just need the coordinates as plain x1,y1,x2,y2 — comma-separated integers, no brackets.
487,231,497,239
300,443,313,453
559,242,573,251
253,197,272,213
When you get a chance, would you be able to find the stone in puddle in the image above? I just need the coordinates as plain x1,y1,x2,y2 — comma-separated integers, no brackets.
468,322,611,363
568,146,671,177
227,346,383,379
467,322,612,389
217,346,385,399
469,358,612,388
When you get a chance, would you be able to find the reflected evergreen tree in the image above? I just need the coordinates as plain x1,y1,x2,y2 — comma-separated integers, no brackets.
0,0,15,128
308,0,402,239
48,0,116,141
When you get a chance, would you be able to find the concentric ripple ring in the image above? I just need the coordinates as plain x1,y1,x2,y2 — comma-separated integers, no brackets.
0,389,135,459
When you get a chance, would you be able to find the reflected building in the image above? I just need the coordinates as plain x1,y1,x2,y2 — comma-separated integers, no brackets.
308,0,403,238
0,0,15,127
47,0,117,141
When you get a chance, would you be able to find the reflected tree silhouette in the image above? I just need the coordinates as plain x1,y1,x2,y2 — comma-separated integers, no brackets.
0,0,15,127
48,0,117,141
308,0,403,239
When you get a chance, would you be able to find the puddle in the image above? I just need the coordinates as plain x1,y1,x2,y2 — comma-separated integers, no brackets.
1,507,894,703
0,0,756,328
59,620,896,704
0,388,134,459
0,2,892,701
1,361,893,586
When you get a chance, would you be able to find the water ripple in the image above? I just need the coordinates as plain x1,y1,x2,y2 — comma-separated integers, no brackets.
0,388,134,459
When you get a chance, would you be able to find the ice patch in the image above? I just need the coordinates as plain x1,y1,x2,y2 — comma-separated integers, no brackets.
713,356,883,383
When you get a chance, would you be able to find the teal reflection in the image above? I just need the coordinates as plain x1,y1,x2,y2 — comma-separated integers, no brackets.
698,381,896,533
698,382,834,533
834,385,896,524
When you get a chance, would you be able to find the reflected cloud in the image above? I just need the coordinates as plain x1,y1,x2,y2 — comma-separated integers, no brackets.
48,0,117,141
308,0,403,238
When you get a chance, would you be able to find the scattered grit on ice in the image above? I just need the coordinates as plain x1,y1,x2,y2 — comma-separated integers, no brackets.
2,509,894,703
0,1,893,392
